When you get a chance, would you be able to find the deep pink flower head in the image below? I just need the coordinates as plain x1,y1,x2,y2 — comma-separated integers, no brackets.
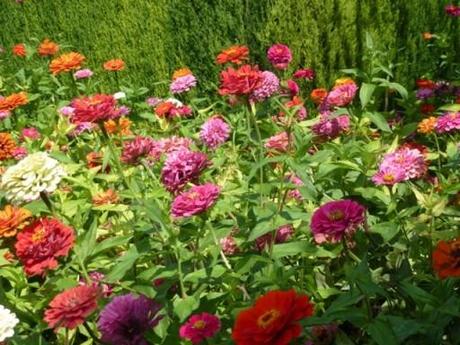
161,149,210,193
255,224,294,251
149,136,193,160
12,146,28,159
171,183,220,218
265,132,291,153
445,4,460,16
326,82,358,107
267,44,292,70
435,112,460,133
179,312,221,344
170,74,197,94
21,127,40,141
220,235,239,255
284,79,300,96
293,68,315,80
121,136,156,164
377,147,427,182
70,94,122,124
310,199,365,244
250,71,279,102
311,115,350,139
287,174,303,201
200,116,231,149
74,69,93,79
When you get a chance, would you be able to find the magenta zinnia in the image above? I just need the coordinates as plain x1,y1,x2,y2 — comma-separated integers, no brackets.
171,183,220,218
179,312,221,344
200,116,231,149
267,44,292,70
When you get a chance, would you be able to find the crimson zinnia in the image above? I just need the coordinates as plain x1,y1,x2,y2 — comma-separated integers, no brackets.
218,65,263,96
432,237,460,279
232,289,314,345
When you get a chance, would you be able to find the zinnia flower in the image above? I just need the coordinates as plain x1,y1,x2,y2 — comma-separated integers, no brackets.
265,132,291,153
311,114,350,139
161,149,209,193
155,99,192,119
0,204,31,238
38,39,59,56
15,217,75,276
218,65,263,96
121,136,156,164
0,110,11,120
293,68,315,80
97,293,162,345
171,183,220,218
44,285,100,329
416,79,436,89
79,272,113,297
267,44,292,70
250,71,279,102
220,235,239,255
0,92,28,111
173,68,193,80
371,166,406,185
70,94,122,124
179,313,221,344
310,88,328,105
417,117,437,134
432,237,460,279
0,133,17,160
255,225,294,251
435,112,460,133
74,69,93,79
216,45,249,65
21,127,40,141
170,74,197,94
103,59,125,71
232,289,314,345
12,43,26,57
0,152,66,203
373,147,427,183
200,116,231,149
149,136,193,161
326,82,358,107
0,305,19,342
92,189,119,206
12,146,27,160
310,199,365,244
49,52,85,75
416,88,434,100
445,4,460,16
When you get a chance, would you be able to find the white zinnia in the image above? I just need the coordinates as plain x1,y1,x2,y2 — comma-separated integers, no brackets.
165,97,183,107
0,152,66,204
113,91,126,100
0,305,19,342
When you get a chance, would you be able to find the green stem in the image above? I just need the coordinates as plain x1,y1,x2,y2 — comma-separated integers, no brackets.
433,133,442,171
83,322,107,345
174,245,187,298
40,192,55,215
248,103,264,206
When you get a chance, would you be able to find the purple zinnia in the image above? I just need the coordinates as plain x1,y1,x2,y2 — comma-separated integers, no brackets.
267,44,292,70
199,116,231,149
161,149,210,193
310,199,366,244
435,112,460,133
311,114,350,139
416,88,434,100
250,71,279,102
97,293,162,345
121,136,156,165
170,74,197,94
171,183,220,218
74,69,93,79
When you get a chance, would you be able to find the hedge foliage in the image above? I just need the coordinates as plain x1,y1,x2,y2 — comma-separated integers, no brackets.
1,0,459,91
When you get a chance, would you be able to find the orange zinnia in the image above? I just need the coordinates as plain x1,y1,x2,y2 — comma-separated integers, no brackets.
417,116,437,134
49,52,85,75
0,133,17,160
216,45,249,65
12,43,26,57
422,32,433,41
310,88,328,105
103,117,132,136
0,92,29,111
172,68,193,80
433,237,460,279
0,205,32,238
92,189,120,206
38,39,59,57
103,59,125,71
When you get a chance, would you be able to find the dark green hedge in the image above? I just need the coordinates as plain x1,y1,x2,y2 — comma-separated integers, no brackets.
0,0,458,92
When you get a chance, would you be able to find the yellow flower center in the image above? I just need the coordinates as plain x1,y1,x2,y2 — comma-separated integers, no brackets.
383,174,395,183
327,210,344,221
257,309,281,329
193,320,206,330
31,227,46,243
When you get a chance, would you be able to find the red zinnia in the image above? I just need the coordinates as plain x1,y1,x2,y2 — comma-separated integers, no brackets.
432,237,460,279
12,43,26,57
232,289,314,345
216,45,249,65
44,285,100,329
15,218,75,276
70,94,121,124
218,65,263,96
416,79,436,90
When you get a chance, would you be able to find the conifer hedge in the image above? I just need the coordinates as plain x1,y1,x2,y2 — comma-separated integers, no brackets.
0,0,458,91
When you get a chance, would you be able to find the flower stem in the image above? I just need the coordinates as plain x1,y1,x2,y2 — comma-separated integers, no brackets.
248,103,264,206
83,322,107,345
40,192,55,215
174,245,187,298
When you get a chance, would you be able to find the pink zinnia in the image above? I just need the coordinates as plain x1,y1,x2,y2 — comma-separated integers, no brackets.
250,71,280,102
311,114,350,139
74,69,93,79
21,127,40,141
170,74,197,94
435,112,460,133
293,68,315,80
0,110,11,120
200,116,231,149
287,174,303,201
121,136,156,164
267,44,292,70
220,235,239,255
326,82,358,107
171,183,220,218
161,149,209,193
265,132,291,153
284,79,299,96
255,224,294,251
371,165,406,185
59,106,75,117
12,146,27,159
179,312,221,344
149,136,193,160
445,4,460,16
310,199,365,244
374,147,427,183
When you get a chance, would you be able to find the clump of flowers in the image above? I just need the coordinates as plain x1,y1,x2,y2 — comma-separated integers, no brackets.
218,65,263,96
103,59,125,71
161,149,209,193
0,304,19,342
49,52,85,75
0,204,31,238
0,152,66,203
216,45,249,65
38,39,59,57
250,71,279,102
232,289,314,345
15,217,75,276
98,293,162,345
310,199,366,244
200,116,231,149
155,99,192,119
0,133,17,160
70,94,122,124
180,312,221,344
44,285,100,329
170,69,197,94
267,44,292,70
171,183,220,218
432,237,460,279
435,112,460,133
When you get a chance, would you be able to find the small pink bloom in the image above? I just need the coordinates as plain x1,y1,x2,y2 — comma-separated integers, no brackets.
255,224,294,251
265,132,291,153
21,127,40,141
179,313,221,344
293,68,315,80
74,69,93,79
326,82,358,107
267,44,292,70
250,71,279,102
12,146,27,159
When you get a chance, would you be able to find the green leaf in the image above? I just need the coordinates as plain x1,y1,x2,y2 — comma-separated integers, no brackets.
367,317,399,345
365,112,391,132
248,215,285,241
105,246,139,282
92,235,132,257
77,217,98,261
359,83,376,108
370,222,400,242
173,296,200,322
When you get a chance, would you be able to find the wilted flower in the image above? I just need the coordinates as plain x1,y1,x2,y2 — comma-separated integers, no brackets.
179,313,221,344
170,74,197,94
74,68,93,79
216,45,249,65
200,116,231,149
92,189,119,206
220,235,239,255
293,68,315,80
0,133,17,160
422,32,434,41
50,52,85,75
267,44,292,70
12,43,26,57
171,183,220,218
312,114,350,139
250,71,279,102
0,152,66,203
103,59,125,71
79,272,113,297
38,39,59,57
310,199,366,244
218,65,263,96
0,305,19,342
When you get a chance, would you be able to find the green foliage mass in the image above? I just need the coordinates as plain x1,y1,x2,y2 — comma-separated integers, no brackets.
0,0,458,91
